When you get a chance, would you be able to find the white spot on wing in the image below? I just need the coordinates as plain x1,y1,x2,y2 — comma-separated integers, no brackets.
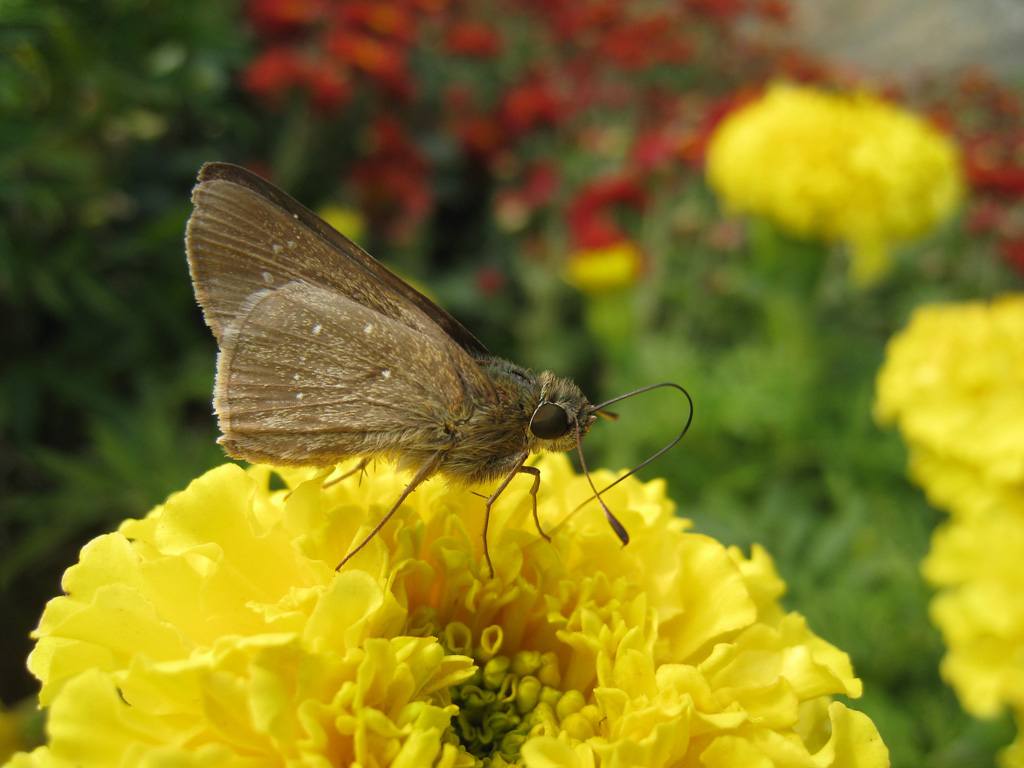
381,369,391,379
363,324,373,334
312,323,322,336
292,373,300,381
287,240,297,248
272,244,283,255
296,392,304,400
262,271,274,284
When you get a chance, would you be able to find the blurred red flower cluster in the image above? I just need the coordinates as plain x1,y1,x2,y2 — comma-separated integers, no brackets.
239,0,1024,282
239,0,798,248
244,0,421,105
931,72,1024,274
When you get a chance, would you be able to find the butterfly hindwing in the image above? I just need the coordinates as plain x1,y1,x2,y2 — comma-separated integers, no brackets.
214,281,496,466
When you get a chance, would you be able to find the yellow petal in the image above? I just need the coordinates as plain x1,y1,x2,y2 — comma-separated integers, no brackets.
522,735,584,768
811,702,889,768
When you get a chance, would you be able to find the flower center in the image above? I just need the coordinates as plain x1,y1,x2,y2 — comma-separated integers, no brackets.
433,620,588,766
445,653,546,763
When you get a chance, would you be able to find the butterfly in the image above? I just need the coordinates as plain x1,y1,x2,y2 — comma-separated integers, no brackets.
186,163,690,574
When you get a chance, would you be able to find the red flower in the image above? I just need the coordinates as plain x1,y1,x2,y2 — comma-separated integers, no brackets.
242,47,306,101
500,76,564,137
568,175,646,249
327,31,411,97
349,117,433,241
442,86,509,159
367,115,417,156
242,47,351,112
444,20,503,57
335,1,416,44
572,176,646,213
303,60,352,112
542,0,623,43
753,0,789,21
597,16,691,71
241,49,344,111
247,0,326,36
463,116,508,159
1000,234,1024,275
963,136,1024,197
632,129,680,172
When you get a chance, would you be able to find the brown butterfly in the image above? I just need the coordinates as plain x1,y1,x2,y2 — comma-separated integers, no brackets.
186,163,690,574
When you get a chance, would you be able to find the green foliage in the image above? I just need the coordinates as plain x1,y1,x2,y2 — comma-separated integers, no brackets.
0,0,257,711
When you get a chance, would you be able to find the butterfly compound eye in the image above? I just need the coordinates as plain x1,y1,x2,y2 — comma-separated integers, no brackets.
530,402,570,440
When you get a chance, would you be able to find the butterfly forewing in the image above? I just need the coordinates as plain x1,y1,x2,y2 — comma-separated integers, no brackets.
186,163,489,358
216,281,496,466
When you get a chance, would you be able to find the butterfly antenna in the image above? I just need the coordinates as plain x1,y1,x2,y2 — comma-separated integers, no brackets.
575,415,630,545
580,382,694,508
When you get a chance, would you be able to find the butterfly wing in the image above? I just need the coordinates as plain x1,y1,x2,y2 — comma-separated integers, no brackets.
215,281,496,466
186,162,490,357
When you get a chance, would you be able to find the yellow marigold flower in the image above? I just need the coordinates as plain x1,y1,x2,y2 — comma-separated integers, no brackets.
924,507,1024,711
3,751,43,768
6,456,886,768
706,83,963,285
875,295,1024,767
875,296,1024,508
922,491,1024,768
565,240,643,294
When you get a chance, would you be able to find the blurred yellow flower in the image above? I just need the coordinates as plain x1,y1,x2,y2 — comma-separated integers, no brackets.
565,240,643,294
875,296,1024,508
318,204,367,243
876,295,1024,767
706,83,963,284
6,455,886,768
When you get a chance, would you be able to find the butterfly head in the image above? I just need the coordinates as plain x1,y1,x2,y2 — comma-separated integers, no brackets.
528,371,598,453
526,375,694,550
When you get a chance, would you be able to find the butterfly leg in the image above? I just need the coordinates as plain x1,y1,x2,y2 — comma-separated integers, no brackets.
282,457,372,503
483,453,549,577
322,457,371,490
335,451,443,571
517,465,550,543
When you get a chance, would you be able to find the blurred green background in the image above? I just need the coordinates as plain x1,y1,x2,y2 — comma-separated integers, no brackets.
2,1,1022,765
